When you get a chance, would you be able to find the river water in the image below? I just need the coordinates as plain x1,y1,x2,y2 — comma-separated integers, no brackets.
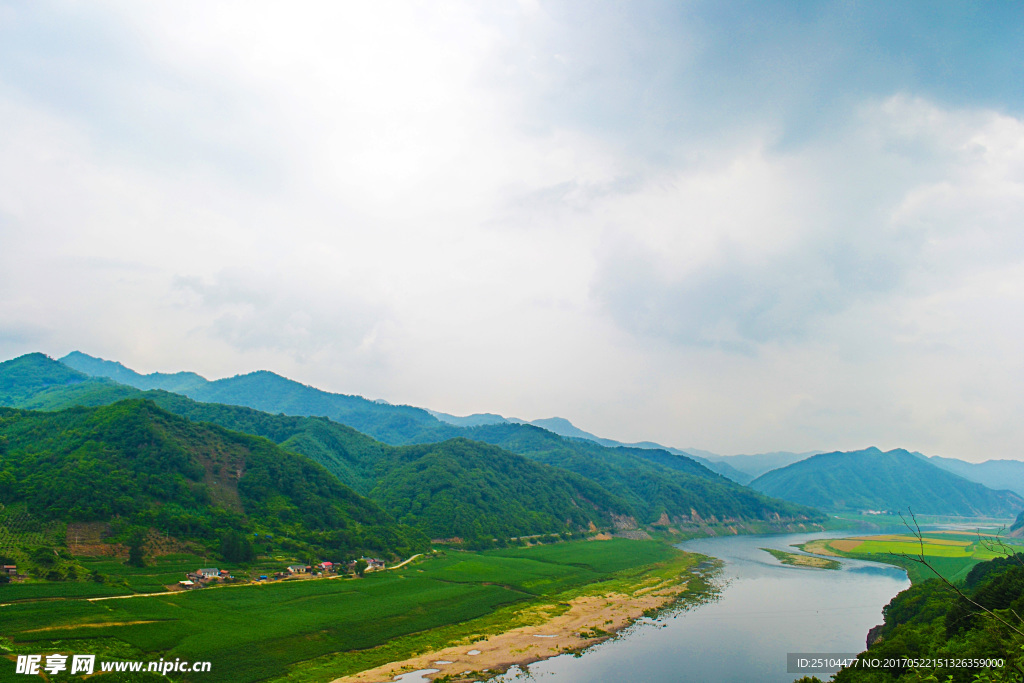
493,530,910,683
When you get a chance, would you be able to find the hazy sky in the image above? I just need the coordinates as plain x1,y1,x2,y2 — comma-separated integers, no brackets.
2,1,1023,460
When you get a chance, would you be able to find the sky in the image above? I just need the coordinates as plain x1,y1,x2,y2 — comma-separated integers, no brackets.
1,1,1023,461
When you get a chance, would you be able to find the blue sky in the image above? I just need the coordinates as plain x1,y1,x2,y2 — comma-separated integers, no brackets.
1,1,1023,460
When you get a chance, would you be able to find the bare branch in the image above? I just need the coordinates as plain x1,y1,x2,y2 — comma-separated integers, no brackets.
894,508,1024,639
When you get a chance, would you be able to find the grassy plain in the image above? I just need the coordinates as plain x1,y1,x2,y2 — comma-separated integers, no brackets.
0,539,699,683
800,530,1022,584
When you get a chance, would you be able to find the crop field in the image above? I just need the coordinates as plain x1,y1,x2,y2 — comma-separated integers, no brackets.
0,504,65,565
801,531,1023,584
0,539,691,683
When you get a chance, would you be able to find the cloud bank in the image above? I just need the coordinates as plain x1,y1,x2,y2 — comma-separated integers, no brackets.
1,0,1022,460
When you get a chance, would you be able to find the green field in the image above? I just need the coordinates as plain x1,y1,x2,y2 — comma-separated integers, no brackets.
801,530,1023,584
0,539,700,683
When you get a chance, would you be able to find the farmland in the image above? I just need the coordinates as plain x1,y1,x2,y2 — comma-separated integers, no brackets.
0,539,703,683
799,530,1022,583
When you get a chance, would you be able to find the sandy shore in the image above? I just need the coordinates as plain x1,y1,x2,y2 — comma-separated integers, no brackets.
329,574,694,683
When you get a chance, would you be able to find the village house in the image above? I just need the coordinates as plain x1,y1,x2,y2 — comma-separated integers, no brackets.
197,567,220,578
286,564,308,574
357,557,385,572
3,565,17,576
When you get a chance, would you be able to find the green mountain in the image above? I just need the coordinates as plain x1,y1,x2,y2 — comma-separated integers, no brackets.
1,355,629,541
61,351,461,445
0,399,427,560
430,410,782,485
0,352,95,404
749,447,1024,517
926,453,1024,498
459,423,822,527
6,353,825,534
62,352,768,486
371,439,623,540
155,393,811,533
59,350,207,393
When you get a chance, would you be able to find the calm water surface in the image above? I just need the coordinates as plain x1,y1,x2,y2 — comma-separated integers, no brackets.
494,530,910,683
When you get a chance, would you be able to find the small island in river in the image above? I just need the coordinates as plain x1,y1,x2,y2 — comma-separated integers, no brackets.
761,547,840,569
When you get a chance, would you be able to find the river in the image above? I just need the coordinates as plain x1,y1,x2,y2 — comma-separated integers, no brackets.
493,529,910,683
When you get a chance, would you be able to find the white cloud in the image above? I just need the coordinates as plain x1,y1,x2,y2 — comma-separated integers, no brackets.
2,3,1024,460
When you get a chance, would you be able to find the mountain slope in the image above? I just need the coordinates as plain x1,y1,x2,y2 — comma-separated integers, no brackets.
10,353,825,533
429,410,776,484
926,454,1024,498
60,353,781,487
750,447,1024,517
0,399,427,559
372,439,622,540
60,350,207,393
2,355,629,540
0,352,93,404
61,351,461,445
697,451,819,479
462,423,823,527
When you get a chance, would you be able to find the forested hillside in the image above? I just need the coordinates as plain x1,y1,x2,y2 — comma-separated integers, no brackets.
0,356,630,542
0,400,427,560
462,423,822,526
750,447,1024,517
8,355,826,529
61,351,460,444
833,553,1024,682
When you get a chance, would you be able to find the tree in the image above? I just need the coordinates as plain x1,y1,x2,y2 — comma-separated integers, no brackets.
354,559,368,577
126,527,147,568
219,530,255,563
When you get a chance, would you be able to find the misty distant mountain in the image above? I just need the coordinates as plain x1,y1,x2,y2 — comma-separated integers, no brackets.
750,447,1024,517
430,410,755,483
697,451,820,479
61,350,207,393
61,351,462,445
425,409,508,428
925,455,1024,499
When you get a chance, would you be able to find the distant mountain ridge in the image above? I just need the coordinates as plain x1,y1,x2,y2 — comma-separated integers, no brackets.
61,351,462,445
925,454,1024,499
750,447,1024,518
0,356,626,542
3,353,825,538
429,410,771,484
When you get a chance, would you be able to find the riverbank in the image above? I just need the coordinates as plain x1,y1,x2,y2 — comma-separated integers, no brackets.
326,549,718,683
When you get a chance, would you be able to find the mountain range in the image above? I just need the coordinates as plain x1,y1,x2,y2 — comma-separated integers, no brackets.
47,351,1024,519
54,352,820,526
429,410,792,484
0,398,428,560
750,447,1024,517
0,353,826,550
